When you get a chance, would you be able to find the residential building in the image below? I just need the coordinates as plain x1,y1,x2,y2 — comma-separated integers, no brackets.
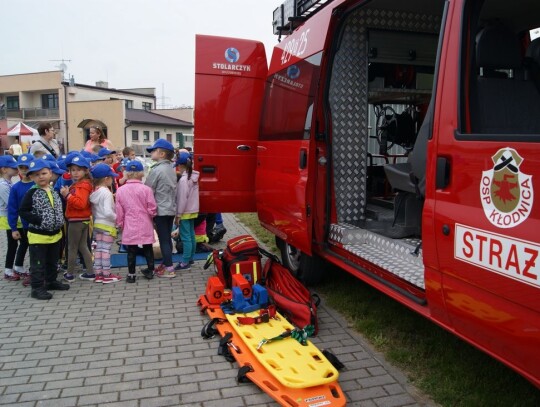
150,107,194,147
0,71,193,154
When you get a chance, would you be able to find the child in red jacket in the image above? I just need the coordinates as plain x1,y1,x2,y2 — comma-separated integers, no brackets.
60,153,94,282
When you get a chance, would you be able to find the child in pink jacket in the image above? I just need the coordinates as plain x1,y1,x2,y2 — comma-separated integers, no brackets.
115,160,157,283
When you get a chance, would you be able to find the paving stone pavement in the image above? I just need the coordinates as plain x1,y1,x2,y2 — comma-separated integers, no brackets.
0,213,435,407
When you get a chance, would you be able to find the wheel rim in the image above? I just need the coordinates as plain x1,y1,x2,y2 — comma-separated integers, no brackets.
285,244,301,271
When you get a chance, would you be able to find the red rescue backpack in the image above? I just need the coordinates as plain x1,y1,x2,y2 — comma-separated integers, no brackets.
260,250,320,336
204,235,262,288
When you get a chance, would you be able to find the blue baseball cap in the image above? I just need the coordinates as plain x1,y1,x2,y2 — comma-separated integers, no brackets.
27,159,51,174
175,151,191,166
124,160,144,172
98,147,115,157
90,154,104,163
0,155,18,169
42,154,57,162
91,163,119,179
146,139,174,153
66,153,91,169
65,152,80,164
57,159,67,171
79,150,93,159
48,161,66,176
118,157,130,170
17,154,34,167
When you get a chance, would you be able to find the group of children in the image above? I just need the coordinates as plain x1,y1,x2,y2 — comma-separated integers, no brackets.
0,138,200,300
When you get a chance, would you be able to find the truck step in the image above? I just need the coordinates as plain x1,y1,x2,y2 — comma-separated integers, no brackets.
329,223,424,289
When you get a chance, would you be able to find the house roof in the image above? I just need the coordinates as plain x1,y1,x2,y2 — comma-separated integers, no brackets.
61,81,156,99
125,109,193,127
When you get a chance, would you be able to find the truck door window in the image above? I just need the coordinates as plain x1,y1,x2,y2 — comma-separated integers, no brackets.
460,0,540,139
260,52,322,141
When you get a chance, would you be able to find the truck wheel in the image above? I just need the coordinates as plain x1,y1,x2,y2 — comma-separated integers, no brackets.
276,237,301,275
276,237,324,285
298,253,324,286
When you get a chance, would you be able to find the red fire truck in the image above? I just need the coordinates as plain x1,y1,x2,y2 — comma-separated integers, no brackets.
194,0,540,388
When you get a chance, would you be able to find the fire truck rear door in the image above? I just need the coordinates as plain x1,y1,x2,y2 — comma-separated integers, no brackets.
194,35,268,213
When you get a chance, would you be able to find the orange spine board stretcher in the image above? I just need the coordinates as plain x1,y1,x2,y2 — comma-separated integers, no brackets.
198,295,346,407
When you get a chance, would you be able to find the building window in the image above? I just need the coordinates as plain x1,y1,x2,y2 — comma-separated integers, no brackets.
132,130,139,141
6,96,19,110
41,93,59,109
166,134,172,143
125,100,133,109
143,131,150,141
154,131,160,141
142,102,152,110
176,132,184,147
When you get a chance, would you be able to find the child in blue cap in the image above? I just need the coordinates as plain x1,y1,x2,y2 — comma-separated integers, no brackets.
19,159,69,299
145,139,177,278
90,164,122,283
174,152,200,271
7,154,35,285
0,156,21,281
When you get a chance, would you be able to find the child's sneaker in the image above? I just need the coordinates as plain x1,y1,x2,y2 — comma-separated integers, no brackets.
3,270,20,281
126,274,136,283
13,265,29,275
63,272,75,283
101,273,121,284
153,264,165,274
79,272,96,281
94,274,104,283
155,266,176,278
174,262,191,271
141,268,154,280
22,274,31,287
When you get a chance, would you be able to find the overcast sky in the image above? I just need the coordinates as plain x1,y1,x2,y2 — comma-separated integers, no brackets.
0,0,283,107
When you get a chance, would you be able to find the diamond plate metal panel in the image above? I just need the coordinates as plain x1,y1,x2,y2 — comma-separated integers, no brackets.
361,8,441,34
346,243,425,288
328,6,440,225
330,223,424,288
329,18,369,225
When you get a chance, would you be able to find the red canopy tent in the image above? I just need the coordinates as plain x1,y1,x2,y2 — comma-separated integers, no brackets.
0,122,40,154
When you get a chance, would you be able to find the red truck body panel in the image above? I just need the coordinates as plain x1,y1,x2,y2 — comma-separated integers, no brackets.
194,0,540,387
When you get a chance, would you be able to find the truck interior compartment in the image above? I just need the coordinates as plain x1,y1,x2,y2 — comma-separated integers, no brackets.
326,0,445,289
325,0,539,289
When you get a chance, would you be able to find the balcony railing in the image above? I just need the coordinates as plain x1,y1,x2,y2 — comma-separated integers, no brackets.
0,107,59,120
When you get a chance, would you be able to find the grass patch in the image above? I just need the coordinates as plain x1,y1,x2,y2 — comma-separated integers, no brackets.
235,213,540,407
234,212,278,253
317,271,540,407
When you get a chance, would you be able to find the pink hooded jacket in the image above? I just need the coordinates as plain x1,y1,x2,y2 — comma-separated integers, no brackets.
116,179,157,245
176,170,200,217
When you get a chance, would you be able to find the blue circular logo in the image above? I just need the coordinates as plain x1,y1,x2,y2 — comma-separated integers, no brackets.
287,65,300,79
225,48,240,63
